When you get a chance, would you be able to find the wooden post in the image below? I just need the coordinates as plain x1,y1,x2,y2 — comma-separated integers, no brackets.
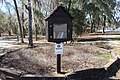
57,54,61,73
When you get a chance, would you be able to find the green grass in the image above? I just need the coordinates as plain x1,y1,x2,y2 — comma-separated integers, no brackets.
100,54,112,62
112,36,120,40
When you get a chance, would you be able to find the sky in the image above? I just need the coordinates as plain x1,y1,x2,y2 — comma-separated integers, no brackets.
0,0,21,14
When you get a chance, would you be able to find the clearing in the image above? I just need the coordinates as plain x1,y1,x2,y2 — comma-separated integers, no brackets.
0,34,120,78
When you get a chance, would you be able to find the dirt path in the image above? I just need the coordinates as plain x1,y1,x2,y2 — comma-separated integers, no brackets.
0,39,17,48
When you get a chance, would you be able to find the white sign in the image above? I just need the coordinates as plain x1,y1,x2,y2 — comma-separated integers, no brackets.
55,43,63,54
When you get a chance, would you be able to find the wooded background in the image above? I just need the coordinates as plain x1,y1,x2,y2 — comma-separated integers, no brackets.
0,0,120,47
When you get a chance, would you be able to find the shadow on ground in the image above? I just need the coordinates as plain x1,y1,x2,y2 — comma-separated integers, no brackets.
77,37,120,42
66,58,120,80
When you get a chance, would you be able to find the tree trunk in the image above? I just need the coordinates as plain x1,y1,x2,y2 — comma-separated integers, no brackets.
22,0,26,38
103,15,106,33
31,0,35,34
91,21,94,33
23,25,26,38
13,0,24,43
35,24,38,41
8,31,11,36
28,0,34,47
8,20,12,36
0,32,1,37
103,27,105,33
89,14,93,33
93,19,96,32
17,35,19,41
97,17,100,30
92,12,96,32
68,0,72,11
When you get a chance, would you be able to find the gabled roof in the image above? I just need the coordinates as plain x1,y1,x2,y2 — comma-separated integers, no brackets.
45,6,73,21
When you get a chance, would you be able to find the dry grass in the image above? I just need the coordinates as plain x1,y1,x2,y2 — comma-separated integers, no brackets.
1,34,120,78
0,42,113,76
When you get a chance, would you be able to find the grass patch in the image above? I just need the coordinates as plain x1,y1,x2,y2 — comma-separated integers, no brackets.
112,36,120,40
100,54,112,62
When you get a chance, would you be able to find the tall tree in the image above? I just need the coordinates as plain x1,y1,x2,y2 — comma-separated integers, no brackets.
103,15,106,33
22,0,26,38
28,0,34,47
13,0,24,43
